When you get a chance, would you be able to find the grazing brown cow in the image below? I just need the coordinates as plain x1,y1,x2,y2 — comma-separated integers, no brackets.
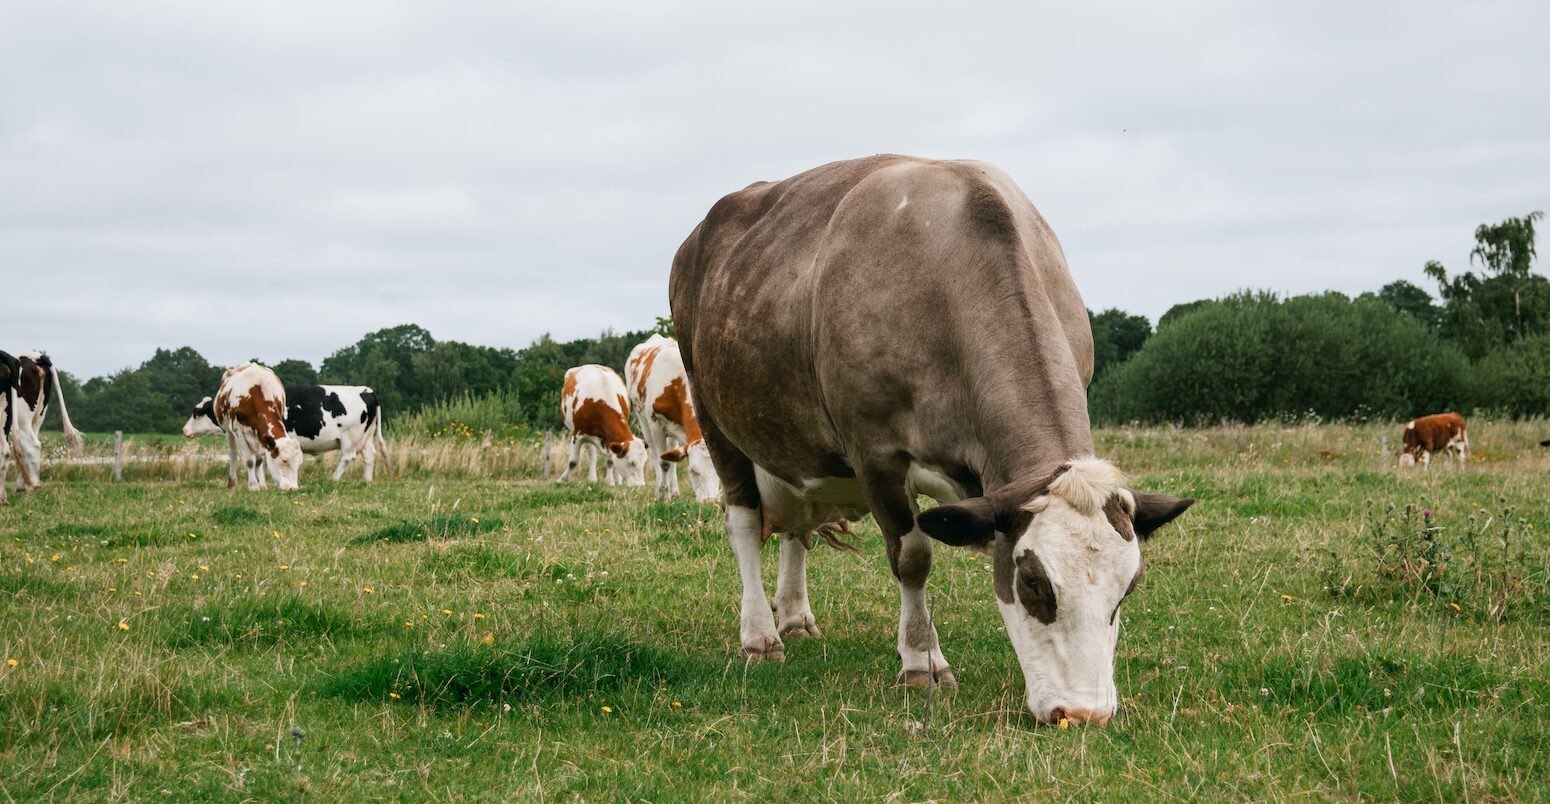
670,154,1193,725
213,363,304,491
558,364,647,486
1399,412,1469,469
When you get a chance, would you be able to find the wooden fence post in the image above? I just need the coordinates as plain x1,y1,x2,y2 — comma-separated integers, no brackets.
113,431,123,482
542,431,553,479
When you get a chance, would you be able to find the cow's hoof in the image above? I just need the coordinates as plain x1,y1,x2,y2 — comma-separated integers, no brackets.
898,668,958,689
778,613,821,639
742,637,785,663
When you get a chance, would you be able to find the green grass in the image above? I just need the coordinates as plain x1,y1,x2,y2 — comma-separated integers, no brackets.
2,420,1548,799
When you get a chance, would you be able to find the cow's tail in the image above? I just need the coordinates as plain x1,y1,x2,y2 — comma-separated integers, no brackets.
372,407,391,473
41,355,84,452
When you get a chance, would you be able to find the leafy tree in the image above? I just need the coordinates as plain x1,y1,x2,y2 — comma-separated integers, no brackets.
1374,280,1439,331
1467,333,1550,417
271,359,319,386
1088,308,1151,381
1424,211,1548,359
1090,291,1467,424
654,315,676,338
1158,299,1211,329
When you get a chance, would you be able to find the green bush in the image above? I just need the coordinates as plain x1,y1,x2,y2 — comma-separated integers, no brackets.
1468,333,1550,417
1090,291,1468,424
396,390,534,439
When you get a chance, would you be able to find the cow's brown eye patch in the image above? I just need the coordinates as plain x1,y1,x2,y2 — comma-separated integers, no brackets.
1015,551,1057,624
1104,495,1135,542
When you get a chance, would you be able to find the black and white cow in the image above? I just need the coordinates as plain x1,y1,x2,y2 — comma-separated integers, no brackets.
183,384,387,482
0,350,18,504
7,351,84,491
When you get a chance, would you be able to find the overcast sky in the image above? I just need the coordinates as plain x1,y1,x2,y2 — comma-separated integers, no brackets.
4,1,1546,378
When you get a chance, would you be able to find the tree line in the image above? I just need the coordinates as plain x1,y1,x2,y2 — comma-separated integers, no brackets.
1088,210,1548,423
46,211,1546,435
55,322,668,435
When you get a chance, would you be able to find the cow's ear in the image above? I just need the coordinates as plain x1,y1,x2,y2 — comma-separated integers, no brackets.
918,498,999,547
607,441,631,459
1132,493,1194,539
660,447,687,463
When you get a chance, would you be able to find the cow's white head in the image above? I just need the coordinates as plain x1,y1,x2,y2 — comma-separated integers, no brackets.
662,440,722,503
266,436,304,491
918,458,1192,726
181,397,222,438
608,437,648,487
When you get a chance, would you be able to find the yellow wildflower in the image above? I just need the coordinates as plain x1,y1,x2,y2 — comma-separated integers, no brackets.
51,554,61,562
117,621,130,632
299,581,309,588
273,530,282,539
483,633,495,645
1058,717,1071,730
1280,594,1294,602
1449,602,1463,612
474,612,485,621
363,586,374,594
5,658,17,667
600,706,613,713
199,565,209,572
389,692,400,699
190,574,199,581
442,609,453,616
672,701,682,708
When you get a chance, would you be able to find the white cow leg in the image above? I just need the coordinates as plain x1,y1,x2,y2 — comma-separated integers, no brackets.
656,459,674,499
15,427,42,489
361,441,376,483
729,504,783,661
332,439,354,481
225,433,240,490
774,532,820,638
896,528,955,688
586,442,600,482
558,436,581,482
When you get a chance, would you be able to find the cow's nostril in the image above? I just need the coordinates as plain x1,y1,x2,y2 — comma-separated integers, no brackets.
1048,707,1067,724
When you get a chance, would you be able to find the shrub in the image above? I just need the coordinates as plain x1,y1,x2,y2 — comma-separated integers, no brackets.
1467,333,1550,417
1090,291,1468,424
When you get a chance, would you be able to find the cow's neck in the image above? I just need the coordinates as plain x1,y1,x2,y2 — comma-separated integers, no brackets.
964,331,1095,493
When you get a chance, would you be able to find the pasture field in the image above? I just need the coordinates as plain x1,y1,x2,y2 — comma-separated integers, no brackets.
3,422,1549,800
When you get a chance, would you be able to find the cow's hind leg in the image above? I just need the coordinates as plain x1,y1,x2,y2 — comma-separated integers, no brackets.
361,439,376,483
557,435,581,482
729,503,783,660
775,532,820,638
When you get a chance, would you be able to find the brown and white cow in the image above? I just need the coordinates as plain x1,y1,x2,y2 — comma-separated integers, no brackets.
1399,412,1468,469
7,351,85,491
626,334,722,503
670,155,1193,726
558,364,647,486
213,363,303,491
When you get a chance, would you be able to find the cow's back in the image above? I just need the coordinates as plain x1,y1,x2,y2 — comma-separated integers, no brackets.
671,155,1095,492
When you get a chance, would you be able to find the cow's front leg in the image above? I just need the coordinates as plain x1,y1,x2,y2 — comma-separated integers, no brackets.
332,441,354,481
361,441,376,482
894,527,955,688
774,532,820,638
729,504,783,661
14,428,42,489
247,456,263,491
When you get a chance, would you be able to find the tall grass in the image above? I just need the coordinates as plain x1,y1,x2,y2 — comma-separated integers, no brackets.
395,391,533,441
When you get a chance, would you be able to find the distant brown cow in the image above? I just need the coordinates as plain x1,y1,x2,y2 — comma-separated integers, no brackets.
1399,413,1468,469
